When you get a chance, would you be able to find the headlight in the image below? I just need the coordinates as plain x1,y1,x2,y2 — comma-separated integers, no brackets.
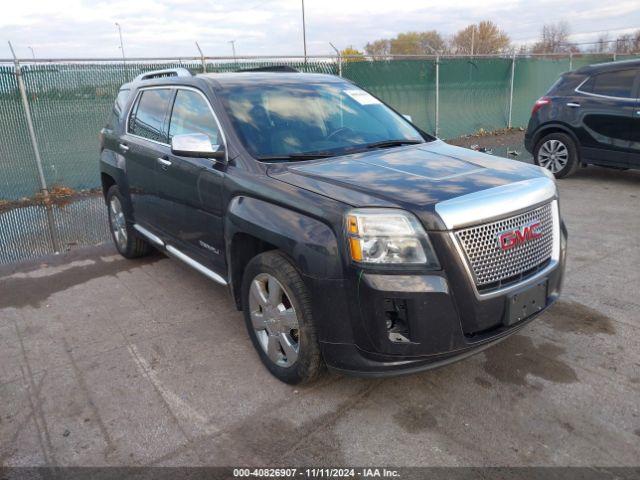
345,209,439,267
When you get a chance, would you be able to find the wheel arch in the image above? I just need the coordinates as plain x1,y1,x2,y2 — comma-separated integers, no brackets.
225,196,343,310
531,123,580,156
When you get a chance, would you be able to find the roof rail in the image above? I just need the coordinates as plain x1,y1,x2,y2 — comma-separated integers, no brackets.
235,65,299,73
134,67,192,82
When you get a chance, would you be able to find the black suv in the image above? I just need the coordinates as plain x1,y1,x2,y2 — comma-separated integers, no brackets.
100,68,567,384
525,59,640,178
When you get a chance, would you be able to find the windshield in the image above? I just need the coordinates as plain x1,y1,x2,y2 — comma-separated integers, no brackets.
218,80,429,160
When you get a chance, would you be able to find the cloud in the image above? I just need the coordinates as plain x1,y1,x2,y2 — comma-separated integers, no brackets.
2,0,639,59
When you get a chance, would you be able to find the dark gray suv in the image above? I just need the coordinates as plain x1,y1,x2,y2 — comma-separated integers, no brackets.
100,67,567,384
525,59,640,178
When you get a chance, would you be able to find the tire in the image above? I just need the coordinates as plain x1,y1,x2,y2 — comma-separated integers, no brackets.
241,251,324,385
533,132,579,179
106,185,151,259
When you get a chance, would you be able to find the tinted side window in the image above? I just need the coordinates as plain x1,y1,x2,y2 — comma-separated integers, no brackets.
169,90,221,144
581,69,636,98
129,89,173,143
107,89,130,129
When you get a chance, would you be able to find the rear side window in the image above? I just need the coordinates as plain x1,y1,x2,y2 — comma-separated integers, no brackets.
106,89,130,129
580,69,637,98
128,88,173,143
168,90,222,144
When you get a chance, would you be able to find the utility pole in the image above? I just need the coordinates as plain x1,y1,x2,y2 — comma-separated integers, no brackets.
28,46,35,61
301,0,307,62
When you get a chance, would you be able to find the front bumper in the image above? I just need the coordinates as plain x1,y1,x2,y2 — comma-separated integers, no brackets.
310,221,568,377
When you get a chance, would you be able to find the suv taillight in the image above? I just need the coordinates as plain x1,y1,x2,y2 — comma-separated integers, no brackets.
531,96,551,115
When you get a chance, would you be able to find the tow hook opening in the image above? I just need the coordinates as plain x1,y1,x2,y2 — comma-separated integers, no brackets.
384,298,411,343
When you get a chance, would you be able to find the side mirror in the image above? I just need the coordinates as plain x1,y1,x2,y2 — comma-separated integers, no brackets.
402,114,413,123
171,133,225,160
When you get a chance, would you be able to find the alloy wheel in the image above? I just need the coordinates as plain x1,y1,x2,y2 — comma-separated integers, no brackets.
537,139,569,174
248,273,300,367
109,196,128,251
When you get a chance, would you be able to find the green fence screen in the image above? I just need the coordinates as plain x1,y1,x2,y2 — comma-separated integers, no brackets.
0,54,633,263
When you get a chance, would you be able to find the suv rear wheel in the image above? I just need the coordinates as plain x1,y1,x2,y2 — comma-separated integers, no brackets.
241,251,323,385
534,132,579,178
106,185,151,258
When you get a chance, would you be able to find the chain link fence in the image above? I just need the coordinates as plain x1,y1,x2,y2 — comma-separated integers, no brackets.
0,53,636,264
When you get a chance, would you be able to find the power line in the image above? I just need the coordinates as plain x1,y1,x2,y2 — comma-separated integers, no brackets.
510,24,639,43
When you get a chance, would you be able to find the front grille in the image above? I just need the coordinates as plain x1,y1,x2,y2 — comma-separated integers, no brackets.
454,203,554,291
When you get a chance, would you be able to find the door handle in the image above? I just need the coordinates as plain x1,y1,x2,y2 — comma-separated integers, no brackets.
566,102,581,108
119,143,129,152
157,157,172,170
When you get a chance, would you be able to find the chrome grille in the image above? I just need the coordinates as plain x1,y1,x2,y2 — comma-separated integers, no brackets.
455,203,554,289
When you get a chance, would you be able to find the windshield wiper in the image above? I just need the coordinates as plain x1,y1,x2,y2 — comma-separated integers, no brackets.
256,152,335,162
363,139,423,150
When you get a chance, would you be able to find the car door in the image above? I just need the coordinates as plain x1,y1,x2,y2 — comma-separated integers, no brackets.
156,87,227,272
630,78,640,169
574,68,639,168
122,87,173,228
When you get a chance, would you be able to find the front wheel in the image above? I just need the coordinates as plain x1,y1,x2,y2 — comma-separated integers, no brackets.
241,251,324,385
534,132,579,178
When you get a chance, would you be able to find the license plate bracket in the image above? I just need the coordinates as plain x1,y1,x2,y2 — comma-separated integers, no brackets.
505,281,548,326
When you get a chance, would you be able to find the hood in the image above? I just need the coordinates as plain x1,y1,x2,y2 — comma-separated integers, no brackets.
268,140,554,230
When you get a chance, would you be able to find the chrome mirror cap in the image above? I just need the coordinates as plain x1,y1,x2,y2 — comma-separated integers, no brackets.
171,133,225,160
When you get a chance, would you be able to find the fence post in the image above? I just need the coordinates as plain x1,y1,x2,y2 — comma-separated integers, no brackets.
8,41,60,253
508,53,516,129
435,55,440,137
329,42,342,77
569,51,573,71
195,41,206,73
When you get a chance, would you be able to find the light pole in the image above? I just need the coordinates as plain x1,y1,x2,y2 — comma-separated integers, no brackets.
301,0,307,62
228,40,237,64
28,46,35,61
115,22,125,65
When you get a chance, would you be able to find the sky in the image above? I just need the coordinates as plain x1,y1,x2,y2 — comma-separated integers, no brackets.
2,0,640,59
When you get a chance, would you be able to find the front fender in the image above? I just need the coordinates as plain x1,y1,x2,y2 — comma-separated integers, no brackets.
225,196,343,279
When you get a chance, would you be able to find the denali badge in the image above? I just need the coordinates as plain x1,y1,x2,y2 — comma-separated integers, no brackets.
497,221,543,251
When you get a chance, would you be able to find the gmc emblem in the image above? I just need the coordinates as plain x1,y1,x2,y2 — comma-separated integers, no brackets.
498,221,543,251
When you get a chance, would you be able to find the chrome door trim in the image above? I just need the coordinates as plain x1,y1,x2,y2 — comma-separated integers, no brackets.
435,177,557,230
165,245,228,286
125,85,229,163
133,224,164,246
574,76,638,102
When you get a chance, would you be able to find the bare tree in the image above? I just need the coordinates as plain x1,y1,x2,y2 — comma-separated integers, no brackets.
450,21,511,54
531,21,572,54
590,34,611,53
611,30,640,54
364,39,391,60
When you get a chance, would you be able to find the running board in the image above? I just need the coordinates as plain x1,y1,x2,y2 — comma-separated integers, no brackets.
166,245,228,286
133,224,228,286
133,224,164,246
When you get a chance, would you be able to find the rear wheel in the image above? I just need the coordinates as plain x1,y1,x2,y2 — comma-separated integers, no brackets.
241,251,323,385
106,185,151,258
534,132,579,178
